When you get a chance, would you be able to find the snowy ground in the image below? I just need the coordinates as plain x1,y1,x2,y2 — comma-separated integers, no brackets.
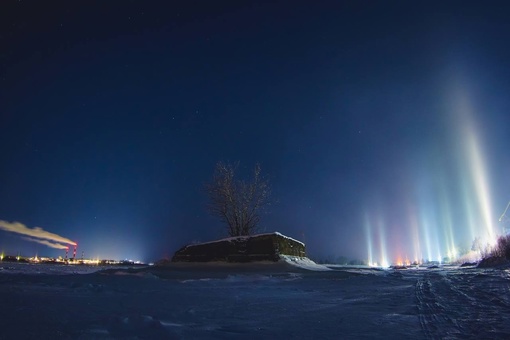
1,261,510,339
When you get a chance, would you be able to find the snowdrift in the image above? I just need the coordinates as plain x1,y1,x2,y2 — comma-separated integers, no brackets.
149,256,330,281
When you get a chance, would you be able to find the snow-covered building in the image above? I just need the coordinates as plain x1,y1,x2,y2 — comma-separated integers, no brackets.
172,232,306,262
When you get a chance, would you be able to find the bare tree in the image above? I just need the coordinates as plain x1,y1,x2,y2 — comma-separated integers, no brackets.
205,161,271,237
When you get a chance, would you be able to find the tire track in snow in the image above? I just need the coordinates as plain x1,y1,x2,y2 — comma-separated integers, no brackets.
415,270,510,339
415,275,457,339
444,272,510,338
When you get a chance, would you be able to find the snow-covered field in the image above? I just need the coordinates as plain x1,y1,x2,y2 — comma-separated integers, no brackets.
1,261,510,339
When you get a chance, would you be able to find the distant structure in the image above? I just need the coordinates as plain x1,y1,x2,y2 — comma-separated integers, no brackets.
172,232,306,263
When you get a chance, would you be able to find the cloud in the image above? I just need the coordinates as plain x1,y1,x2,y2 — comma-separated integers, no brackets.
0,220,76,246
21,237,69,249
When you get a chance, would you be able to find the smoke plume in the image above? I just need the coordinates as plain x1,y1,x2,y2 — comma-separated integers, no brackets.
0,220,76,246
21,237,69,249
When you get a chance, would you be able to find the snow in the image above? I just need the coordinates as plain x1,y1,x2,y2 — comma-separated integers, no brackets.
280,255,331,271
183,231,305,248
0,262,108,275
1,262,510,338
271,232,305,246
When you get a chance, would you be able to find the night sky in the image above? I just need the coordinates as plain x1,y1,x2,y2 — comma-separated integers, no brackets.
1,1,509,263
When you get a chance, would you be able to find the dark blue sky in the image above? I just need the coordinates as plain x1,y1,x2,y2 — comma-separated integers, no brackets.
1,1,509,263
